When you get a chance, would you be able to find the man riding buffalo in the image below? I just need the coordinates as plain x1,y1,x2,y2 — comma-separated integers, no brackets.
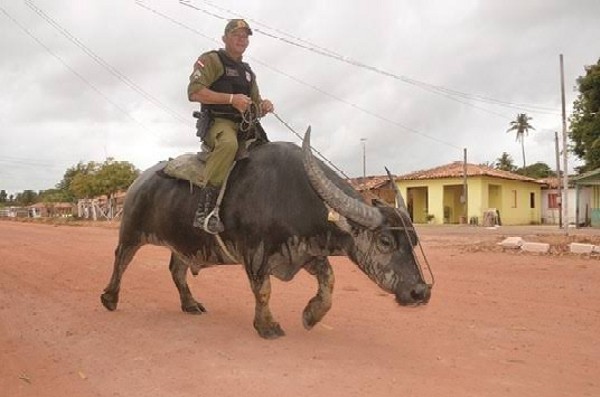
188,19,274,234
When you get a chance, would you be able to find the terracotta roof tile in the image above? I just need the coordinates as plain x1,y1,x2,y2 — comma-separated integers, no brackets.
396,161,540,183
349,175,392,191
536,177,561,188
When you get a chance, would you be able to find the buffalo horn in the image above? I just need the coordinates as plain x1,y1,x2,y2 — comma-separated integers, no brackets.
302,127,383,229
385,167,407,210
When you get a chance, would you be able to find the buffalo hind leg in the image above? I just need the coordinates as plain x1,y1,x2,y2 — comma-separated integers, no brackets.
248,275,285,339
101,243,140,311
302,257,335,330
169,253,206,314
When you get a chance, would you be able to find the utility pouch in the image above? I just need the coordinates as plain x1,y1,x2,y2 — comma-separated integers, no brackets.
193,110,213,141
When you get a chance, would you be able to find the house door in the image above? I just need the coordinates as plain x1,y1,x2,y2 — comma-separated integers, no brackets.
407,187,428,223
443,185,463,224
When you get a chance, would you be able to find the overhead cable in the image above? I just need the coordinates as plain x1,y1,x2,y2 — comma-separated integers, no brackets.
137,1,462,150
182,0,560,117
0,5,157,137
25,0,190,125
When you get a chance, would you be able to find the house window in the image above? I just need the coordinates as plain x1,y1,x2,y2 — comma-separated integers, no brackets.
548,193,559,209
511,190,517,208
530,192,535,209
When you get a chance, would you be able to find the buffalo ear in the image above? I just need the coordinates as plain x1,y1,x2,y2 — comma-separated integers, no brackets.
333,215,352,233
371,198,387,207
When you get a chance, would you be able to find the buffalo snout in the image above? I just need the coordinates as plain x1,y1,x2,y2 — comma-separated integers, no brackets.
395,283,431,306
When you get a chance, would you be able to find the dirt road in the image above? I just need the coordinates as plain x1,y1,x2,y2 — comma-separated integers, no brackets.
1,221,598,396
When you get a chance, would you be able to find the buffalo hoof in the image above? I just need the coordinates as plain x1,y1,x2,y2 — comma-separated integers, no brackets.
182,301,207,314
254,321,285,339
101,293,118,311
302,297,330,330
302,309,318,330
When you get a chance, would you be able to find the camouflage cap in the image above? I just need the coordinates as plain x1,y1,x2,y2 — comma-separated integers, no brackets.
224,19,252,35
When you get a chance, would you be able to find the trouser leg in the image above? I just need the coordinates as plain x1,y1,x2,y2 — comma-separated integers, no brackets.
203,118,238,187
193,118,238,233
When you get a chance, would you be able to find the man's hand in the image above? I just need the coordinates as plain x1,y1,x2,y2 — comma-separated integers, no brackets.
259,99,274,116
231,94,252,113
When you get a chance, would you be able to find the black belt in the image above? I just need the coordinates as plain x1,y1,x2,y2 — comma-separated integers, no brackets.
209,111,242,123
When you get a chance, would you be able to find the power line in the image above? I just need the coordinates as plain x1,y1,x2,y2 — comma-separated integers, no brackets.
183,0,560,117
136,1,462,150
0,155,57,167
135,0,219,45
25,0,190,125
177,1,509,122
0,5,156,137
181,0,343,59
0,158,61,168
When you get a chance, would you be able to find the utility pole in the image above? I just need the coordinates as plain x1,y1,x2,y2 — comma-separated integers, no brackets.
360,138,367,179
462,148,468,224
554,131,562,228
560,54,569,234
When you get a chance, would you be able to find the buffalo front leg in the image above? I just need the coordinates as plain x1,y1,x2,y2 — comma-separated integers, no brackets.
302,257,335,330
101,243,140,311
169,253,206,314
248,275,285,339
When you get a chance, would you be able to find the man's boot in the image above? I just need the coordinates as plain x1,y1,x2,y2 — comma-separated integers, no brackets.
193,185,225,234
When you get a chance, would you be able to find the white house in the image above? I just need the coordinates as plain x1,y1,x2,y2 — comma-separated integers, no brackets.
538,177,591,226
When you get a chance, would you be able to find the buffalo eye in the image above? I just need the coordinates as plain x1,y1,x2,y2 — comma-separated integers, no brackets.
376,233,396,253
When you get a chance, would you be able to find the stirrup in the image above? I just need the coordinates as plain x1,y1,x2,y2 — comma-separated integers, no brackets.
202,208,224,235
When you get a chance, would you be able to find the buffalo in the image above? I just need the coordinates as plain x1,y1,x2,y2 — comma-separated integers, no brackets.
101,129,431,338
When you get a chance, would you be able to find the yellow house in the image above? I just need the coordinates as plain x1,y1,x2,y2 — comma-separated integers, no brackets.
395,162,542,225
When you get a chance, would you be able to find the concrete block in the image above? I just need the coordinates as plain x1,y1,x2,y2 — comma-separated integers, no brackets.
593,245,600,254
570,243,594,255
497,237,524,248
521,242,550,254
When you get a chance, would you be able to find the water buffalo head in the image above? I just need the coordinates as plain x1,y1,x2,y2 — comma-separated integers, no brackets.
302,128,431,306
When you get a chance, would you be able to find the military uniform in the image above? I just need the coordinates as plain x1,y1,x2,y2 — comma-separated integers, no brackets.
187,18,268,234
188,49,262,187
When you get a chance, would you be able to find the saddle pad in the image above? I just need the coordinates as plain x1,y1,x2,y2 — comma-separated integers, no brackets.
163,153,206,188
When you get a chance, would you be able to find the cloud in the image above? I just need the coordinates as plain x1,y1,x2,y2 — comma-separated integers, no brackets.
0,0,597,194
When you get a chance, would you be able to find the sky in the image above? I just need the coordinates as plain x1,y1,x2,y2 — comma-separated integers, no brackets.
1,0,599,195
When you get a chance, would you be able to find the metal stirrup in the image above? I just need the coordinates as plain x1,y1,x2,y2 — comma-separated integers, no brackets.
203,208,222,235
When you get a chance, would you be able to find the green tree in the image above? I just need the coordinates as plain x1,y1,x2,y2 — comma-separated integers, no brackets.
38,188,71,203
69,161,102,199
0,190,7,204
67,158,139,219
95,158,139,199
507,113,535,169
518,162,555,178
569,58,600,173
495,152,517,172
96,158,139,219
56,161,98,201
15,190,38,206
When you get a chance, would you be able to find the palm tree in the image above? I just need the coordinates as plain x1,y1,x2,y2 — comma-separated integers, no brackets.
507,113,535,169
495,152,517,172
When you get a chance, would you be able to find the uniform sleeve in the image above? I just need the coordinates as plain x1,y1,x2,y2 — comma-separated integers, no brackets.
249,74,262,104
187,52,223,98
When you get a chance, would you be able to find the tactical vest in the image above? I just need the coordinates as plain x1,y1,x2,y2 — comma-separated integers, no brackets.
201,49,255,121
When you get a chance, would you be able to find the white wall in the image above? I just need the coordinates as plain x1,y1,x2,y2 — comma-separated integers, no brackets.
541,187,591,225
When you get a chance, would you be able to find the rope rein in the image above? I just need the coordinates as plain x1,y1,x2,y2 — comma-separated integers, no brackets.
271,111,434,287
272,111,353,180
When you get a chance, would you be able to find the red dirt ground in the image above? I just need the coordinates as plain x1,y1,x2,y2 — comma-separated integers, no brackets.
1,220,599,397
